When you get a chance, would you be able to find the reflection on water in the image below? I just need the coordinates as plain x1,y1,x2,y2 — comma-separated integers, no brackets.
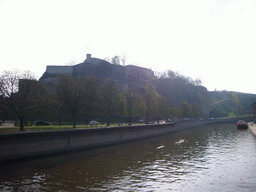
1,124,256,191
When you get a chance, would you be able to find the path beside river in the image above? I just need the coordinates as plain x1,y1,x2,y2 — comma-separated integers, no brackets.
248,122,256,138
0,120,15,128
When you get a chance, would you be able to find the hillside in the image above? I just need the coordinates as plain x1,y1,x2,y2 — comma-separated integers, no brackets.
154,75,256,117
39,53,256,118
208,91,256,117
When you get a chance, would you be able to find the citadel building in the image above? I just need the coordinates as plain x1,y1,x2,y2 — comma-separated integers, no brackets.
40,54,155,92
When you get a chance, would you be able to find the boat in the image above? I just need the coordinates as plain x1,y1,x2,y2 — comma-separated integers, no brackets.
237,120,248,130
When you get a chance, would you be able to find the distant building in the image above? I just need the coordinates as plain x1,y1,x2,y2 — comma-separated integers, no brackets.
40,54,155,92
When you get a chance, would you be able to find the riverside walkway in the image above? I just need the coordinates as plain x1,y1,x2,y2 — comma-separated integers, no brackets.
248,123,256,138
0,120,15,128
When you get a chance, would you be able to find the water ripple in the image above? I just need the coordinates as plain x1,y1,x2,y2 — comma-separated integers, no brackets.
1,124,256,191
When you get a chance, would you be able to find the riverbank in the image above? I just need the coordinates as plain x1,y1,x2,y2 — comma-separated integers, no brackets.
0,120,215,162
0,123,130,134
248,123,256,138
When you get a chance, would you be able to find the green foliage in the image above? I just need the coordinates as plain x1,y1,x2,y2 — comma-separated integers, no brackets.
155,69,256,118
3,66,255,131
0,70,48,131
208,92,256,118
56,76,81,127
0,95,9,121
124,88,146,122
229,112,236,117
143,82,160,123
181,101,194,118
82,76,100,123
230,93,239,106
169,103,182,118
158,96,170,118
155,74,210,107
192,105,202,118
98,78,126,125
209,104,232,118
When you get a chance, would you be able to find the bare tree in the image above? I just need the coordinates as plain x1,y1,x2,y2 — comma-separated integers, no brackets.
0,70,21,97
65,59,77,66
120,53,127,65
133,62,142,67
195,78,202,86
0,70,47,131
104,57,112,63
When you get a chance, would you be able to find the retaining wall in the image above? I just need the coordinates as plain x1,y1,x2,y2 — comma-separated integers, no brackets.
0,120,213,161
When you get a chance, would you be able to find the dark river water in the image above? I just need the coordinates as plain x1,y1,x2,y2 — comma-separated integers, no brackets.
1,123,256,191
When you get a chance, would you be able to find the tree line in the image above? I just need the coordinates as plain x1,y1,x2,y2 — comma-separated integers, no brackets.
104,53,127,66
0,70,203,131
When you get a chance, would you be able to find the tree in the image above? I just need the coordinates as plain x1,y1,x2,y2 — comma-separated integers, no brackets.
230,93,239,106
0,70,47,131
173,104,183,119
82,76,100,123
0,69,21,97
0,95,9,122
158,96,171,121
98,78,126,126
120,53,127,66
55,75,86,128
112,55,120,65
181,101,194,119
167,70,177,79
192,105,202,119
143,82,160,124
65,59,77,66
104,57,112,63
195,78,202,86
230,93,240,115
124,88,146,125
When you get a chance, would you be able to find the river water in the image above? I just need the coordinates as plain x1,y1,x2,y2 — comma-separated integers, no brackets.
1,123,256,191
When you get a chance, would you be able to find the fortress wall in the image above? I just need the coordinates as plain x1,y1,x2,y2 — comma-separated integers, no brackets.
46,66,73,75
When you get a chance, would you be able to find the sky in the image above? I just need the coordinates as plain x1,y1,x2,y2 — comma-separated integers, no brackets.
1,0,256,94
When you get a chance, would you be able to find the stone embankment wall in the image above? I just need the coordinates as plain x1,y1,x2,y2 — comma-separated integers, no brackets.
0,120,214,161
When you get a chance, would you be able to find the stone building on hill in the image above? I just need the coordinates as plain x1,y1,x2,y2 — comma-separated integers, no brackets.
40,54,155,92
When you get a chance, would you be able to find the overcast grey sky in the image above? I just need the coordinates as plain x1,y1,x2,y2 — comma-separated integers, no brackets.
1,0,256,93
